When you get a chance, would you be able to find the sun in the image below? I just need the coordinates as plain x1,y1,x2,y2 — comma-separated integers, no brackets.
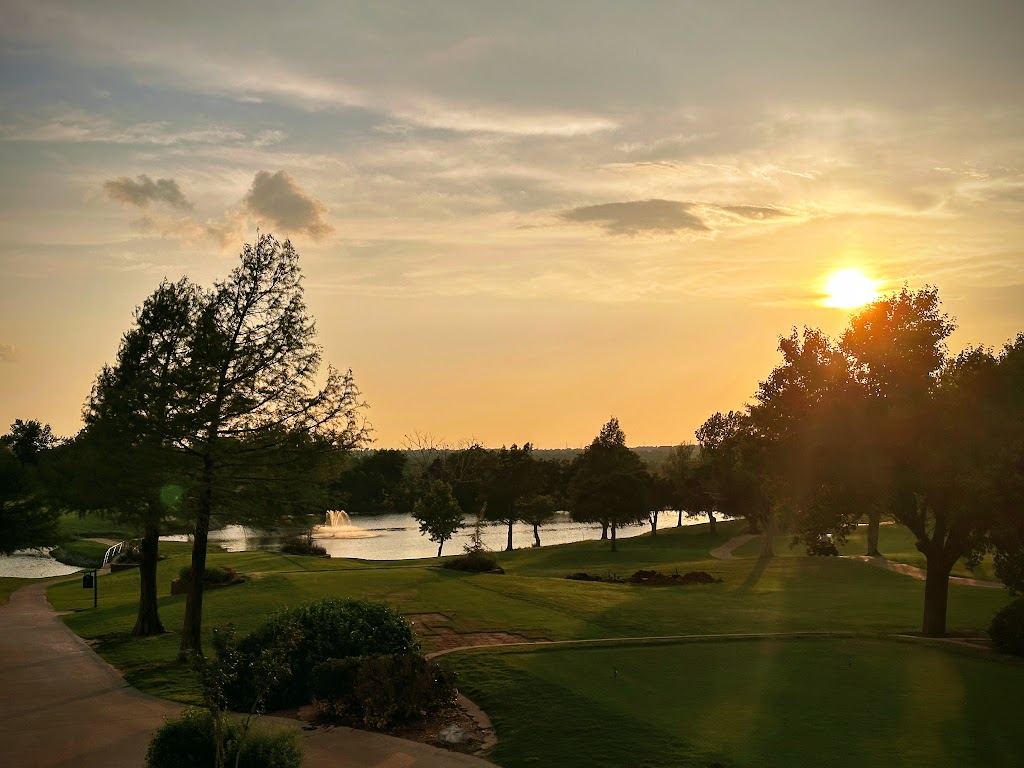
822,268,879,309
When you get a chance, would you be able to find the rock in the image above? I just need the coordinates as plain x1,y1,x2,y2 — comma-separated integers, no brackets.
438,725,468,745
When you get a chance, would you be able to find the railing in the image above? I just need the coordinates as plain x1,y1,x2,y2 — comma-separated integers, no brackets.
102,541,127,566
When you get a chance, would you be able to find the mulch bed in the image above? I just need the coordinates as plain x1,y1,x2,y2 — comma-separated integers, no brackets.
566,569,723,585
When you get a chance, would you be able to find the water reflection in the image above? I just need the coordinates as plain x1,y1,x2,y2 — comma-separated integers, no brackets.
163,511,711,560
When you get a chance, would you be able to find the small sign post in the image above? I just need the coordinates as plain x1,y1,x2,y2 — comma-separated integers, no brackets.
82,569,98,607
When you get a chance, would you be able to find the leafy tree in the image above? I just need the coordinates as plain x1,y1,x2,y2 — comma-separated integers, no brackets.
696,411,768,542
331,449,410,514
839,286,956,555
661,446,718,532
0,420,61,554
568,418,649,551
484,443,537,551
177,235,369,655
519,493,558,547
73,277,200,635
413,480,464,557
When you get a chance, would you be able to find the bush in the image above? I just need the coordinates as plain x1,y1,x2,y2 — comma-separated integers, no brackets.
443,549,501,573
279,538,327,557
990,597,1024,656
311,654,456,730
146,709,301,768
228,599,418,710
178,565,241,585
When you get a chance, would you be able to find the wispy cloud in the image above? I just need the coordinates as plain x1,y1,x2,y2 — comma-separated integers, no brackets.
561,199,708,236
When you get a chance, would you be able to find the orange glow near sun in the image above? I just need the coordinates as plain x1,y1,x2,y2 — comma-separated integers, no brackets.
822,268,879,308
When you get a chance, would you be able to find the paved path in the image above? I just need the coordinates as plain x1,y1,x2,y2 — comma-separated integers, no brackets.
843,555,1004,589
0,581,495,768
709,534,757,560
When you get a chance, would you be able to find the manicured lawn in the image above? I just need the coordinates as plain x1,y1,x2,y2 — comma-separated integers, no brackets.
59,511,137,540
733,524,999,581
0,578,31,606
51,539,109,568
46,523,1013,707
447,637,1024,768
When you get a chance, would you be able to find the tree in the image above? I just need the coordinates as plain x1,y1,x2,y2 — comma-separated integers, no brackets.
484,443,537,551
519,493,558,547
413,480,464,556
568,418,649,551
990,334,1024,595
75,277,201,636
331,449,410,514
0,420,61,555
840,285,956,555
659,445,717,532
175,235,369,656
696,411,769,544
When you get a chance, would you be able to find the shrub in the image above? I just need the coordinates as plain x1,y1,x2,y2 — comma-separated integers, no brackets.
990,597,1024,656
311,654,456,730
229,599,418,710
146,709,217,768
145,709,302,768
279,538,327,557
179,565,240,585
443,549,501,573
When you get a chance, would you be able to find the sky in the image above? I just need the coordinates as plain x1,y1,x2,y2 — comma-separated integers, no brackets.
1,1,1023,448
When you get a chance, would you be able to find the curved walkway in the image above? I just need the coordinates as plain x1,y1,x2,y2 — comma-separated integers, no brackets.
709,534,757,560
0,581,495,768
842,555,1004,589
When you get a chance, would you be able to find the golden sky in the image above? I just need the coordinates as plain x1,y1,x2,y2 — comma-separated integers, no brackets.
1,1,1023,447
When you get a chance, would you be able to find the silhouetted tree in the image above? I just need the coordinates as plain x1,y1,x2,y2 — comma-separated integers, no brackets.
0,420,61,554
413,480,464,557
568,418,649,551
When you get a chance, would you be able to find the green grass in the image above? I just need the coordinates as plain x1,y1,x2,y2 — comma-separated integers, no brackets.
446,637,1024,768
0,578,31,606
59,511,137,540
46,524,1015,765
733,524,999,581
51,539,109,568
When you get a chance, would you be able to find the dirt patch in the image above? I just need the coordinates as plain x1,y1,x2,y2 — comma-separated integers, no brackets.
426,631,532,651
290,695,493,758
406,613,452,627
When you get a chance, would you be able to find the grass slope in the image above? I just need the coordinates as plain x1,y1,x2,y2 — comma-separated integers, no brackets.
44,521,1018,764
734,524,999,581
449,637,1024,768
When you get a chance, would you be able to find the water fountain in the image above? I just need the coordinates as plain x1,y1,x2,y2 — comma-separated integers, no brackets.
313,510,379,539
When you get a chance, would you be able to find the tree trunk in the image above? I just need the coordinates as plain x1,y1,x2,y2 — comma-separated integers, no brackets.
650,511,658,536
437,541,444,557
180,456,213,658
533,522,541,547
600,521,608,539
610,520,618,552
677,510,683,527
506,519,513,552
707,511,717,535
866,509,882,556
132,510,164,636
758,513,776,560
922,555,953,637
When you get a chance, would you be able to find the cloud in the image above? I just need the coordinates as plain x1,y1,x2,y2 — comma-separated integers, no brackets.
717,205,790,219
104,175,193,210
0,343,18,363
561,199,708,235
242,171,333,240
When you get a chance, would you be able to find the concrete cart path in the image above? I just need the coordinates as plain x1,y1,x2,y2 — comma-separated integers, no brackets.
709,534,757,560
0,581,495,768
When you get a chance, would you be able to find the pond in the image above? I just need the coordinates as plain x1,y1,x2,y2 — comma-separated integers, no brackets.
162,510,710,560
0,550,83,579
